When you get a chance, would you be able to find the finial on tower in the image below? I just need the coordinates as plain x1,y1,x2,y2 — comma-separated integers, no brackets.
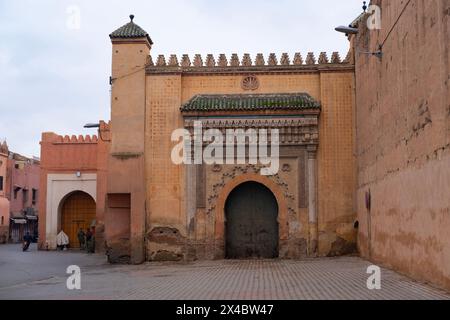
110,14,153,46
362,1,367,12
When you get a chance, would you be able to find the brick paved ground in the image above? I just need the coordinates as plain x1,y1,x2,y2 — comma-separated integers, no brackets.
0,244,449,300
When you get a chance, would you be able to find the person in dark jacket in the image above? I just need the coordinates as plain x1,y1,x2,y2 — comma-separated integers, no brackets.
77,228,85,250
85,228,94,253
22,232,33,252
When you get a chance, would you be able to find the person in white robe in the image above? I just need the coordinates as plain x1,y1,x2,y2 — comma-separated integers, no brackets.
56,230,69,250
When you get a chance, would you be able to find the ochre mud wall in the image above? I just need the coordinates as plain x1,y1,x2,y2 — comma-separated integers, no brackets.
355,0,450,290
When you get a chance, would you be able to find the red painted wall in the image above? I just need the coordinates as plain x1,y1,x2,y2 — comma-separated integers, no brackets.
38,121,110,250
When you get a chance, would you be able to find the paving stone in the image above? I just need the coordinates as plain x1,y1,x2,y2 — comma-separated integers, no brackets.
0,244,448,300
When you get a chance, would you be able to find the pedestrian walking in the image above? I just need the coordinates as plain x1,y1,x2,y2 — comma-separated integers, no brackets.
77,228,85,250
22,232,33,252
85,228,95,253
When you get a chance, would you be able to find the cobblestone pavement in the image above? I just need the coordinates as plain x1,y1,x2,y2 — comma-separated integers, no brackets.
0,244,449,300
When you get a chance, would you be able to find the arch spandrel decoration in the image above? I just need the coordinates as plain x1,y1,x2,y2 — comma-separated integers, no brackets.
211,165,296,243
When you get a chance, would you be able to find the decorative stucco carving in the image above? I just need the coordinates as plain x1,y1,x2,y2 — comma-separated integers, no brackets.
218,54,228,67
230,54,240,67
318,52,329,64
241,75,259,91
206,164,297,223
145,52,354,74
331,52,341,64
193,54,203,67
293,53,303,65
242,54,252,66
184,117,320,146
280,53,290,65
206,54,216,67
168,54,179,67
255,53,265,66
306,52,316,65
156,55,166,66
268,53,278,66
181,54,191,67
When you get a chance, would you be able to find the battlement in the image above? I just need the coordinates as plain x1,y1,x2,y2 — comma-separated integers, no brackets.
41,122,110,145
146,51,353,74
41,132,98,144
56,135,98,144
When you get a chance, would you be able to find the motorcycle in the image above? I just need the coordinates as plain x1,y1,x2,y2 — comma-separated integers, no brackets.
22,240,31,252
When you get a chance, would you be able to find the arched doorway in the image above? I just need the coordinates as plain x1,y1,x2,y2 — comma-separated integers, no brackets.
60,191,96,248
225,181,279,259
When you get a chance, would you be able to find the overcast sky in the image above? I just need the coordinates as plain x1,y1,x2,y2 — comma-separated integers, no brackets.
0,0,363,157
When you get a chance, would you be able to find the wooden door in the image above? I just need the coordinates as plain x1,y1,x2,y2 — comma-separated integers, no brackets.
61,191,95,248
225,181,279,259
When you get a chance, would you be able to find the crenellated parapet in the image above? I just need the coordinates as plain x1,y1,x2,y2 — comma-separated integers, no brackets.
41,132,99,144
146,51,353,74
57,135,99,144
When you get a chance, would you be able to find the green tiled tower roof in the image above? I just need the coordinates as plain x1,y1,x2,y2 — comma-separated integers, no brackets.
181,93,321,112
109,15,153,45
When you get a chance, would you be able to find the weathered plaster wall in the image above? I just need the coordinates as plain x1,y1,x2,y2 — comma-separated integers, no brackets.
145,73,185,261
107,39,149,264
355,0,450,290
317,71,357,256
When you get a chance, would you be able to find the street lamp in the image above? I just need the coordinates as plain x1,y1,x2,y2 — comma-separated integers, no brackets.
335,26,359,35
84,122,110,142
335,25,382,60
83,123,100,128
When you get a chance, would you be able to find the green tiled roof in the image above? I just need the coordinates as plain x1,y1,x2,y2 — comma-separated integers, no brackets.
109,15,153,45
181,93,321,112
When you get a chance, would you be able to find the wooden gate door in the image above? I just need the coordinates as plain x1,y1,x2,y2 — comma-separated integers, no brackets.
61,191,96,248
225,181,279,259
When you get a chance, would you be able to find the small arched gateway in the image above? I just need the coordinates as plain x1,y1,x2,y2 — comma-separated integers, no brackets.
40,170,98,250
225,181,279,259
60,191,96,248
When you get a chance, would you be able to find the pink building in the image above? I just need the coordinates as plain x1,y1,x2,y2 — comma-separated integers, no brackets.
8,153,40,242
0,141,9,243
0,140,40,243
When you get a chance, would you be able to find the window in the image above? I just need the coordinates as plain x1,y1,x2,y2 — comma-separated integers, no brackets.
0,176,3,191
23,189,28,206
14,187,20,199
32,189,38,205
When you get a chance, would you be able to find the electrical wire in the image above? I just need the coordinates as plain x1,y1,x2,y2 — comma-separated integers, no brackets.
110,65,147,84
380,0,413,48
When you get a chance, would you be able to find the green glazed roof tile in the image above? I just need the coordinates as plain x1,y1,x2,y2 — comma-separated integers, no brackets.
181,93,321,112
110,15,153,45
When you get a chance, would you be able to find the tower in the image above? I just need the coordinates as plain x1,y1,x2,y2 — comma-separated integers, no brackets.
106,15,152,263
